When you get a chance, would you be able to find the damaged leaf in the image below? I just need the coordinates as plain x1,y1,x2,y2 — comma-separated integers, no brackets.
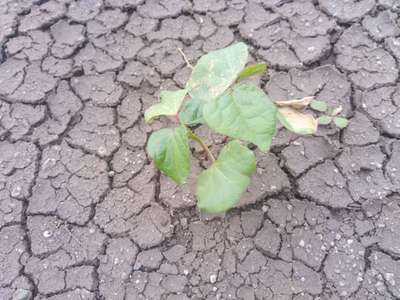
275,96,314,110
278,107,318,135
186,42,248,101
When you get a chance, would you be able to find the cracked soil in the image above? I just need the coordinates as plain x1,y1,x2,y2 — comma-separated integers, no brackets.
1,0,400,299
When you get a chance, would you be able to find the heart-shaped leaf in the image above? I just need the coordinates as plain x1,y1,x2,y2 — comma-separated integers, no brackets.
145,89,187,123
310,100,328,112
196,140,256,213
186,42,248,101
238,63,267,80
333,116,349,129
203,84,277,152
278,107,318,135
179,97,204,125
318,115,332,125
147,126,190,185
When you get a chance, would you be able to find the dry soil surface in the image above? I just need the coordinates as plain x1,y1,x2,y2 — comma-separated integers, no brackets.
1,0,400,299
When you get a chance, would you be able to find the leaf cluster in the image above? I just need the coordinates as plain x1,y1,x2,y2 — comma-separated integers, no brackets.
310,100,349,129
145,43,347,214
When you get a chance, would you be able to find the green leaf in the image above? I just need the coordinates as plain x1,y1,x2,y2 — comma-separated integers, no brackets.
203,84,277,152
146,126,190,185
318,115,332,125
196,140,256,213
179,97,204,125
186,42,248,101
310,100,328,112
278,107,318,135
333,116,349,129
144,89,187,123
238,63,267,80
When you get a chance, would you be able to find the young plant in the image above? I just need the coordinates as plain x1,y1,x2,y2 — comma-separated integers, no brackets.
145,43,341,214
309,100,349,129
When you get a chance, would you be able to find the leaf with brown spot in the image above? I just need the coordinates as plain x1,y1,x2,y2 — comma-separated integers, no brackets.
275,96,314,110
277,107,318,135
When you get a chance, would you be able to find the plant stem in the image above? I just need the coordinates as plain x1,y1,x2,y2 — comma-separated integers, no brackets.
187,128,216,163
178,48,193,69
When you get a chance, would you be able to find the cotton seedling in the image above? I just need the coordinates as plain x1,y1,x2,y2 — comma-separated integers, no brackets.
145,43,348,214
